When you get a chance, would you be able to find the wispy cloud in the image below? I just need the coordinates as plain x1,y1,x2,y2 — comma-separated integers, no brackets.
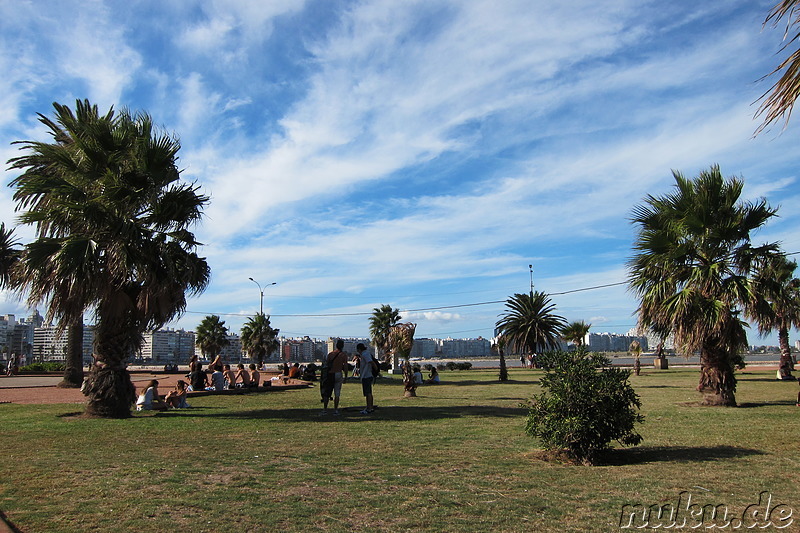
0,0,798,345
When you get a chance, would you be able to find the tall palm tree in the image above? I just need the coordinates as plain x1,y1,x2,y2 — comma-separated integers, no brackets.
369,304,401,364
747,252,800,365
495,291,567,356
196,315,230,361
757,0,800,133
8,99,210,417
628,165,777,406
240,312,280,366
561,320,591,348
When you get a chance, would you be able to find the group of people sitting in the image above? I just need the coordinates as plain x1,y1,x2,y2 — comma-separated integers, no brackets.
188,359,262,392
135,379,189,411
411,365,440,385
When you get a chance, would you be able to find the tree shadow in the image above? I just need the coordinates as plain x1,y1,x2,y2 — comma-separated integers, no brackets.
185,404,528,423
738,375,794,382
736,400,798,408
600,445,766,466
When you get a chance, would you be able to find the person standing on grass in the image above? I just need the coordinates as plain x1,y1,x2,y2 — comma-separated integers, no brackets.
321,339,347,415
356,343,376,414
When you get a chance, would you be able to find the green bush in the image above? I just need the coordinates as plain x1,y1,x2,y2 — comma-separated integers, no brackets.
443,362,473,371
19,362,66,372
524,349,644,465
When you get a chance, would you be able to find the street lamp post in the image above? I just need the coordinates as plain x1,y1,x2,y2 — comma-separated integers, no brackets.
248,278,276,315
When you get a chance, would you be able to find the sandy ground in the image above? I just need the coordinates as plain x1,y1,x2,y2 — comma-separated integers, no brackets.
0,372,195,405
0,370,299,405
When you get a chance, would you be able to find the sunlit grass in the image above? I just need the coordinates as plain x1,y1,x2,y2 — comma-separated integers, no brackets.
1,367,799,532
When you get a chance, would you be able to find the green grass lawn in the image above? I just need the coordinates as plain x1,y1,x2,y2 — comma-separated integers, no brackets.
1,368,799,532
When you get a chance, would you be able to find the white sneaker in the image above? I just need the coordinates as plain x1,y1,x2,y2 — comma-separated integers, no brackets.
360,409,371,415
333,410,340,416
319,410,327,416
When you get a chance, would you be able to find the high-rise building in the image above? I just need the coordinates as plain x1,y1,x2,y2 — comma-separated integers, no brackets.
140,328,195,363
32,324,95,363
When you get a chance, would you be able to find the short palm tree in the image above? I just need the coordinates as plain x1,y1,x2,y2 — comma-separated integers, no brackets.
747,252,800,364
196,315,230,361
8,99,211,417
561,320,591,348
628,165,777,406
240,312,280,366
369,304,400,365
495,291,567,356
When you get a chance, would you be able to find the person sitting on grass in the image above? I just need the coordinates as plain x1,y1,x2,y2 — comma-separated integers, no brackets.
413,365,423,385
288,362,301,379
136,380,168,411
188,363,209,392
223,364,237,389
165,380,190,408
235,363,251,388
425,367,440,385
209,365,225,391
249,364,260,388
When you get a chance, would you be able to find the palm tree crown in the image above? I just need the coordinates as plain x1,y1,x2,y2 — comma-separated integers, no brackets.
196,315,230,359
8,99,210,417
628,165,777,406
757,0,800,133
747,252,800,359
240,312,280,366
495,291,567,355
0,223,20,288
561,320,591,347
369,304,400,362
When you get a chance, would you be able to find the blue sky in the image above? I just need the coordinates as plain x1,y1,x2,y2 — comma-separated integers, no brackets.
1,1,799,345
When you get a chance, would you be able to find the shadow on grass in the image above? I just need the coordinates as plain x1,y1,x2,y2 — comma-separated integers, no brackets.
600,445,766,466
179,404,528,422
738,375,796,383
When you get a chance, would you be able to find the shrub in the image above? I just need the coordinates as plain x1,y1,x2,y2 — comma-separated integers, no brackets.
457,362,472,371
445,362,458,371
422,364,433,371
524,349,644,465
19,362,66,372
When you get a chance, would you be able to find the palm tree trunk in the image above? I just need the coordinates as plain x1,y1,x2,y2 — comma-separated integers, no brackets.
57,321,84,388
697,346,737,406
83,325,136,418
778,326,792,362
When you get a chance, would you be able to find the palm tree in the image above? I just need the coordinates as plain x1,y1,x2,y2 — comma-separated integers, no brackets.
0,223,20,287
369,304,401,366
495,291,567,358
628,165,777,406
8,99,210,417
389,322,417,396
561,320,591,348
494,335,509,381
629,339,642,376
196,315,230,361
747,252,800,367
240,312,280,366
757,0,800,133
